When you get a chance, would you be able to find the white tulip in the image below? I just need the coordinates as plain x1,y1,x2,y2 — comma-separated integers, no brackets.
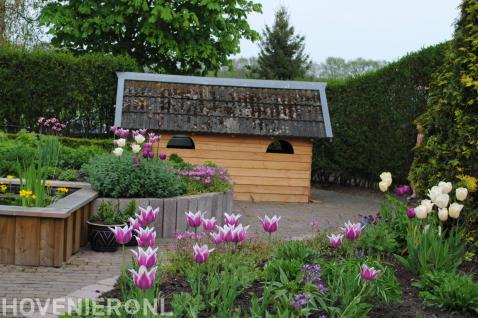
115,138,126,148
380,172,392,181
415,205,428,219
131,144,141,153
421,199,434,214
134,134,146,144
438,181,453,194
434,193,450,209
112,147,124,157
428,186,442,203
379,181,389,192
438,208,448,221
456,187,468,201
448,203,464,219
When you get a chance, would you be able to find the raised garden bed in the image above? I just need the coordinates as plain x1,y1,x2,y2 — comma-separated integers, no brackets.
91,190,234,238
0,178,98,267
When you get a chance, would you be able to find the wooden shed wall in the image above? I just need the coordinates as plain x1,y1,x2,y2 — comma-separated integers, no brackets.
155,134,312,203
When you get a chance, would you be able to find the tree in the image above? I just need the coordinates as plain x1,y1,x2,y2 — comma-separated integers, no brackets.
214,57,258,78
0,0,47,48
312,57,387,80
409,0,478,198
39,0,262,75
253,6,311,80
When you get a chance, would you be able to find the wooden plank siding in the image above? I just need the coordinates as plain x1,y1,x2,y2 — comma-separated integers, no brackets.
155,134,312,203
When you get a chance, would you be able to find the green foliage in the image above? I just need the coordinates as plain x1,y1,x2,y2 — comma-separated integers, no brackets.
415,271,478,313
181,165,233,195
321,258,401,318
313,43,447,185
409,0,478,204
378,195,411,246
122,200,137,220
0,138,37,176
262,258,304,282
395,225,465,275
58,169,79,181
89,201,125,225
59,145,106,170
0,46,138,131
313,57,388,81
82,154,186,198
171,292,205,318
252,6,311,80
358,223,399,255
273,240,318,263
40,0,262,75
59,300,109,317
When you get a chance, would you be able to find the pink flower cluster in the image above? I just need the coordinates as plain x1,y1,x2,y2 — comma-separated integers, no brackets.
109,205,160,290
326,220,365,249
395,184,410,196
110,126,130,138
37,117,66,133
180,165,230,186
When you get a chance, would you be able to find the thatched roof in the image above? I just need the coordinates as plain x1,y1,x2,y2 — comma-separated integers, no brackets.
114,72,332,138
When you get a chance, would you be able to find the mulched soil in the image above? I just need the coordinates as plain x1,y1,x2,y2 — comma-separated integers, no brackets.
101,259,478,318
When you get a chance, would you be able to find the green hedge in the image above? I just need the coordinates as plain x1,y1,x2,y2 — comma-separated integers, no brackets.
0,46,139,133
313,43,447,186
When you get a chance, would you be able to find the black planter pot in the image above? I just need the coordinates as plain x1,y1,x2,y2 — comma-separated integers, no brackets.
87,220,126,252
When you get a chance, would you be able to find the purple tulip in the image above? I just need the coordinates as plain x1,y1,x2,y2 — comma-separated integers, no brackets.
110,126,117,133
134,212,149,228
131,247,158,268
360,264,380,281
259,215,281,233
340,221,364,240
135,227,156,247
231,224,249,243
129,266,157,290
128,217,141,232
186,211,204,228
224,213,241,226
109,225,132,245
217,224,235,242
138,128,147,135
407,207,416,218
192,244,214,263
395,185,411,196
159,152,167,160
210,232,223,245
327,233,343,248
202,217,217,232
139,206,159,224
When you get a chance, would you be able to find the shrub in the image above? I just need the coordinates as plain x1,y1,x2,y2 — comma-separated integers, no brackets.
58,169,80,181
358,223,399,255
415,271,478,313
82,154,186,198
180,163,233,194
0,46,139,134
313,43,447,186
89,201,125,225
59,145,106,170
396,225,465,275
0,138,37,176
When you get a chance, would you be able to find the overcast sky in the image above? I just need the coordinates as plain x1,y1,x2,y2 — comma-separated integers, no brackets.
237,0,461,63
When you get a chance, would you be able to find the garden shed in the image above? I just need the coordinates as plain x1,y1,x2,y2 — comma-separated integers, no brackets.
114,72,332,203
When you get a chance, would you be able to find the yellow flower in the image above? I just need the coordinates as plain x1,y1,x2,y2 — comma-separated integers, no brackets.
31,194,37,199
0,184,6,192
458,175,478,192
57,187,69,193
6,175,14,179
19,190,33,197
46,181,52,187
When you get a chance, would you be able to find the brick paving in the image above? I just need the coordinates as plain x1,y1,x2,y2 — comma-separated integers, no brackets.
0,187,382,317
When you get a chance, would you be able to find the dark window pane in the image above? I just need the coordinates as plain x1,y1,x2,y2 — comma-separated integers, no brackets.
167,135,195,149
266,140,294,154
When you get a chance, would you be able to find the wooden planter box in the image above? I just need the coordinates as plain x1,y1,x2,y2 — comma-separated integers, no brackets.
0,179,98,267
92,190,234,238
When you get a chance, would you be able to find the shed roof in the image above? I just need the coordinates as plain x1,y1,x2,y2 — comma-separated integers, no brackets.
114,72,332,138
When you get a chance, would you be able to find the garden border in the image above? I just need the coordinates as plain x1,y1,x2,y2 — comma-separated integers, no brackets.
91,190,234,238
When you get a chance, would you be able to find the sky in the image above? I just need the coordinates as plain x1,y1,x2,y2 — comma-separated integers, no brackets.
238,0,461,63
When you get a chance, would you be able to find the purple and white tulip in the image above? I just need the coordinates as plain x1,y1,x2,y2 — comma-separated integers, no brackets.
327,233,343,248
185,211,204,228
210,232,223,245
129,266,157,290
139,206,159,224
109,225,133,245
202,217,217,232
192,244,214,264
224,213,241,226
340,221,365,241
231,224,250,243
360,264,380,281
259,215,281,233
131,247,158,268
135,227,156,248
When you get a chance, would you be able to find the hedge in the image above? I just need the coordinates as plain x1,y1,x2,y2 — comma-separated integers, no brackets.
313,43,447,187
0,46,139,135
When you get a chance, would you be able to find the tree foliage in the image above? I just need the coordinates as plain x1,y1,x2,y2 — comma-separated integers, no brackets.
312,57,388,81
252,6,311,80
313,43,447,186
409,0,478,197
39,0,262,75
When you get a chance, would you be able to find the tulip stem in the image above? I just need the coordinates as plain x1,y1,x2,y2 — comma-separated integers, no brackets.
342,283,367,316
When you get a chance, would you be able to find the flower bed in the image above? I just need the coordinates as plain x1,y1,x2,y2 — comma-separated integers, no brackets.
0,179,97,267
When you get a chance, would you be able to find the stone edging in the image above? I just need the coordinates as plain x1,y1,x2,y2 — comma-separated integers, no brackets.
91,190,234,238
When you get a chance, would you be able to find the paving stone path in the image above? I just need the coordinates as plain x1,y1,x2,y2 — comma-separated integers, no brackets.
0,187,382,317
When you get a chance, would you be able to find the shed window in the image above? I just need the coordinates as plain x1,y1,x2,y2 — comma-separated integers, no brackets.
166,135,195,149
266,140,294,154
